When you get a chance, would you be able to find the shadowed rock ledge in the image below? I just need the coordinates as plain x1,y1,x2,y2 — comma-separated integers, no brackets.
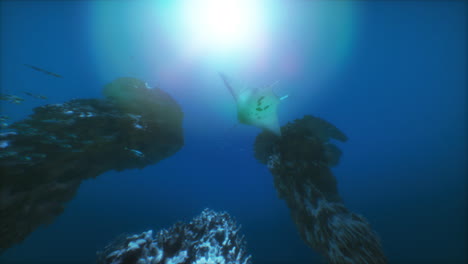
255,115,387,264
0,77,184,250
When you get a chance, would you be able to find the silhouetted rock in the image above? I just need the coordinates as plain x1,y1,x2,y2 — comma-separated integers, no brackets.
255,115,387,264
0,78,184,250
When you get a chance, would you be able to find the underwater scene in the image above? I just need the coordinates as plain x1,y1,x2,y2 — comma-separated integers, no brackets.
0,1,466,263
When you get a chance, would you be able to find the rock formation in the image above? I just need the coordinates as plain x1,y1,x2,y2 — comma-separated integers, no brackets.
254,115,387,264
97,209,251,264
0,78,184,250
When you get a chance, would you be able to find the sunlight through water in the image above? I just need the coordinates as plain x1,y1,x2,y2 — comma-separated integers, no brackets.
89,0,357,118
179,0,265,54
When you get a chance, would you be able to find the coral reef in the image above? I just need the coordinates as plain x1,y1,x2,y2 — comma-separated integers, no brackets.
0,78,184,250
254,115,387,264
97,209,251,264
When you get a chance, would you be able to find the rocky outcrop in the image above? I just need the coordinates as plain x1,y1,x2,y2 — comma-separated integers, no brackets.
0,78,184,250
255,115,387,264
97,209,251,264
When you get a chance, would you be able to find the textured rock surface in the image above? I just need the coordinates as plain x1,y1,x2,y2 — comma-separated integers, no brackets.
97,209,251,264
255,115,387,264
0,78,184,250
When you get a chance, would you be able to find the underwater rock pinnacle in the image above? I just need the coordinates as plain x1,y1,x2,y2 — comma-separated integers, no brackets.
0,77,184,250
254,115,387,264
97,209,252,264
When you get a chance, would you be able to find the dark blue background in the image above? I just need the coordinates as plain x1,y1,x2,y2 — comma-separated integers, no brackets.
1,1,466,263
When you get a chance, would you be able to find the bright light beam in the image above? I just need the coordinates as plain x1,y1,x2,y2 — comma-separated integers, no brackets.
180,0,265,53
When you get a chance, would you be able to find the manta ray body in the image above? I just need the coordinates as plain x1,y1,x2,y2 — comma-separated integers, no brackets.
219,73,282,136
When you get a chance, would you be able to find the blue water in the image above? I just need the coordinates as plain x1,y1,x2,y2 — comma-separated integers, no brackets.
1,1,466,263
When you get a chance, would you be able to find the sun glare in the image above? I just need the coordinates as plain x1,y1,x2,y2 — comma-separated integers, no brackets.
181,0,262,52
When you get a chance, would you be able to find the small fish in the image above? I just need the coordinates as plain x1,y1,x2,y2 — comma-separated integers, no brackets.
23,64,62,78
257,96,265,105
0,140,10,149
125,147,145,158
0,94,24,104
0,132,17,137
22,91,48,100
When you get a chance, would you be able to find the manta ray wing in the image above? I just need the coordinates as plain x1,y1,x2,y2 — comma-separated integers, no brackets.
220,73,282,136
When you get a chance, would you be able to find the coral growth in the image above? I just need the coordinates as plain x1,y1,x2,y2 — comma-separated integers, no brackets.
255,115,387,264
97,209,251,264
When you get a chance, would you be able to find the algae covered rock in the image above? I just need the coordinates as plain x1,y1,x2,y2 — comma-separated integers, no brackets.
0,78,184,250
254,115,387,264
103,77,182,127
97,209,251,264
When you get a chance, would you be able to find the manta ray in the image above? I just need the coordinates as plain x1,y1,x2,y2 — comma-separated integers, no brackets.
219,72,285,136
